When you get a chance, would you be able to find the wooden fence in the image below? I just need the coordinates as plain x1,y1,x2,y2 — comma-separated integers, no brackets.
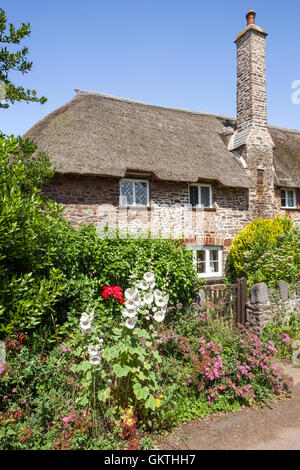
204,277,247,327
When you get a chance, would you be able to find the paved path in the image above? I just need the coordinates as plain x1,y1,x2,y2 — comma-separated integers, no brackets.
158,362,300,450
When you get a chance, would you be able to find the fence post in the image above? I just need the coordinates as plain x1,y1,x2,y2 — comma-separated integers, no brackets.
238,277,247,326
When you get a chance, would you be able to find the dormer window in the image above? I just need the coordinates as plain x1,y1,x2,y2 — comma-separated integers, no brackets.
189,184,212,208
120,179,149,207
281,189,296,209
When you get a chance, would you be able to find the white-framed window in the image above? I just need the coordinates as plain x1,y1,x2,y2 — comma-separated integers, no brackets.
119,179,149,207
188,184,212,208
281,189,296,209
189,246,223,278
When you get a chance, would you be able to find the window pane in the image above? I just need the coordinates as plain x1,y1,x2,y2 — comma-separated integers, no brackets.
281,190,286,207
200,186,211,208
209,250,219,273
287,191,295,207
135,181,148,205
189,186,199,207
120,180,134,206
196,250,206,274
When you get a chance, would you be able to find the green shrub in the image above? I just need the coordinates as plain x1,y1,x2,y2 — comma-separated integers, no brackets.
227,216,294,282
245,227,300,287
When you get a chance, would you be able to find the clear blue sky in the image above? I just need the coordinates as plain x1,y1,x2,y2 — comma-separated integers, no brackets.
1,0,300,136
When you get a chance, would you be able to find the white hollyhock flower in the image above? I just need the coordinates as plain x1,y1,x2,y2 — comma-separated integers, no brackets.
90,356,101,365
89,350,104,365
153,310,165,322
80,315,93,333
122,309,138,318
125,288,138,300
135,280,143,289
88,345,100,356
125,299,138,312
132,292,140,306
80,323,92,335
138,280,149,291
125,316,137,329
155,296,167,308
143,272,155,283
80,312,93,323
143,293,153,306
154,289,163,298
152,306,157,312
145,315,150,320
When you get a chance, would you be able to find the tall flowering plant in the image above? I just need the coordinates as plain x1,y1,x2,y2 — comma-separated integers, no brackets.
71,272,168,424
99,272,168,417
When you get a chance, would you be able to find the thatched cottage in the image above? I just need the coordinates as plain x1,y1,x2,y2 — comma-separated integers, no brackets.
24,10,300,280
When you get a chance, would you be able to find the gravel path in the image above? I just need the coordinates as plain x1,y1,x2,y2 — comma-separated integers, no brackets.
158,362,300,450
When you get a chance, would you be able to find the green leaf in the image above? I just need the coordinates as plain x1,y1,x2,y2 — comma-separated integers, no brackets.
133,383,150,400
80,360,91,372
98,387,110,402
78,396,89,407
113,364,131,377
145,394,157,410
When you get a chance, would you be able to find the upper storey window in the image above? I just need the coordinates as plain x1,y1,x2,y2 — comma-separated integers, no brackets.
120,179,149,207
281,189,296,209
189,184,212,208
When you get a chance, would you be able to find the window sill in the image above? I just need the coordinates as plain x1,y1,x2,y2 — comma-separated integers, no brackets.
281,207,298,210
190,207,217,212
119,205,151,211
197,274,222,279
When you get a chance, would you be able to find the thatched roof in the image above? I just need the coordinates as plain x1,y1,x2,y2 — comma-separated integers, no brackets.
23,89,300,188
269,125,300,188
23,90,252,188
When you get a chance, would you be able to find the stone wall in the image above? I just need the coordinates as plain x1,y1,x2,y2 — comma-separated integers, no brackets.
43,173,300,275
245,280,300,334
43,174,251,272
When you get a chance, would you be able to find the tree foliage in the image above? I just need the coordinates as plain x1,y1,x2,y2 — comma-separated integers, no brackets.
0,8,47,108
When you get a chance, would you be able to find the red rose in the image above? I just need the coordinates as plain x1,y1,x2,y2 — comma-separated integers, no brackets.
102,286,113,298
112,286,123,299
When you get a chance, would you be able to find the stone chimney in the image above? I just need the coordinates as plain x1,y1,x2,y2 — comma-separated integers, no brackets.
235,10,269,134
230,10,275,219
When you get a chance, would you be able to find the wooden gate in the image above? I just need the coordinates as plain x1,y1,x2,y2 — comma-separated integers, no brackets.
204,277,247,327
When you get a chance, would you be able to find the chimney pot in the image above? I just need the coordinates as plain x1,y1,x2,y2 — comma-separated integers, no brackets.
246,10,256,26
